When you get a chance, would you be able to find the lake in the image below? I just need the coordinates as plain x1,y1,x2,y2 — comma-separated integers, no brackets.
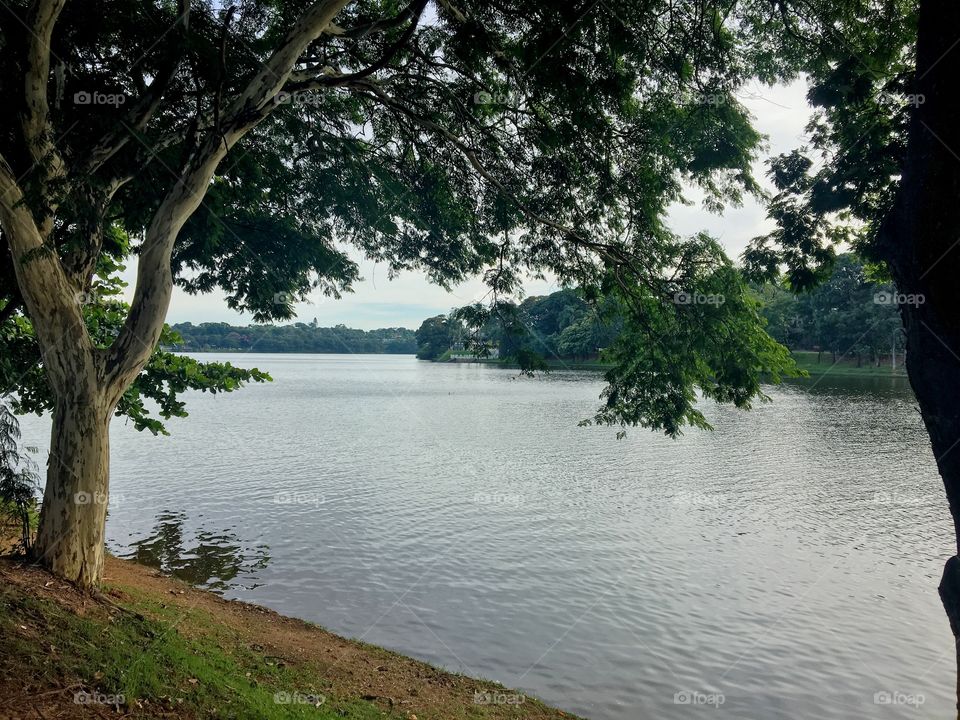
17,354,955,719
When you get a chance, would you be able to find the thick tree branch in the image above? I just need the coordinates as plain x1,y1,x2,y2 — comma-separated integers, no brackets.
222,0,354,128
0,152,93,394
289,0,426,90
23,0,68,237
105,0,354,395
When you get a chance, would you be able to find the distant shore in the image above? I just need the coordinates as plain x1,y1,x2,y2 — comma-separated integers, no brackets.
790,350,908,378
170,348,911,380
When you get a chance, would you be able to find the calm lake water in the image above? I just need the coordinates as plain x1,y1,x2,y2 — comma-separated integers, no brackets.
17,354,956,719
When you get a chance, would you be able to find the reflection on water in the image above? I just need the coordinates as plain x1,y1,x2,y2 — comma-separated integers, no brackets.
113,511,270,591
785,371,915,399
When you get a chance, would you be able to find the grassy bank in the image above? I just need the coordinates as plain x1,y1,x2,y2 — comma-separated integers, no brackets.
790,350,908,378
0,552,578,720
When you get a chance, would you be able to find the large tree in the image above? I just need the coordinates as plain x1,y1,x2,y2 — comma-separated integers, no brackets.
0,0,789,588
737,0,960,708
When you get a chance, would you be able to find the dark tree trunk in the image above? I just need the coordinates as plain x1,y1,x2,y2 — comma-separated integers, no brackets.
901,302,960,716
879,1,960,713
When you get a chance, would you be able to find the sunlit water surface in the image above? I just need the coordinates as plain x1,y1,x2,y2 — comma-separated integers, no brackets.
18,354,954,719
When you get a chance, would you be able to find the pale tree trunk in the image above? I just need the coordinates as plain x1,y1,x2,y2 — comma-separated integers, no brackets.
0,0,352,590
33,394,113,587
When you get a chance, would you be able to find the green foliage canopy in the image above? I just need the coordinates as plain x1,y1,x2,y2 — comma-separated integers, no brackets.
1,0,800,436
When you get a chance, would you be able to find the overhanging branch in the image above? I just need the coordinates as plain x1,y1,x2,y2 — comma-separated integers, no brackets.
85,0,191,174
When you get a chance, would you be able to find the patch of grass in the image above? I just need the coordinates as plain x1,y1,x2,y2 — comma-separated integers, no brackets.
0,584,398,719
790,350,907,377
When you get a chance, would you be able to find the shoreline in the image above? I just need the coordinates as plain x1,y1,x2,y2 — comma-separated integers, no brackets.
789,350,909,379
169,349,910,379
0,550,582,720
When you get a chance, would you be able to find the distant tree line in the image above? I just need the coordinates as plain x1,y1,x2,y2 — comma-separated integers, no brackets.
171,322,417,354
417,255,903,368
177,254,897,364
758,254,903,366
416,289,621,363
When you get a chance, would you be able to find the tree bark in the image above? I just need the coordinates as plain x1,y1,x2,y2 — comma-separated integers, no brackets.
879,0,960,713
896,301,960,716
33,393,113,588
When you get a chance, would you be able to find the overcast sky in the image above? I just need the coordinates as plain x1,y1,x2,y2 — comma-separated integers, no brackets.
123,79,812,330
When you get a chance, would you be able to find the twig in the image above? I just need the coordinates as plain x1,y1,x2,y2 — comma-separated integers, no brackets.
91,590,147,622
